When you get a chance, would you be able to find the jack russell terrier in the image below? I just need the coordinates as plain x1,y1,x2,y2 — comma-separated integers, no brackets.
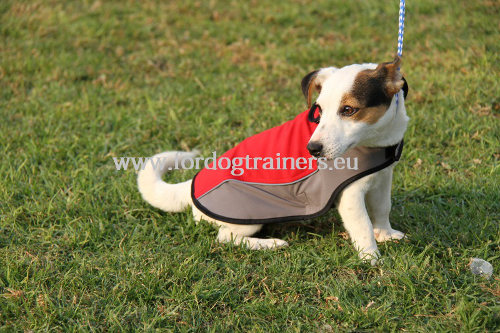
137,56,409,264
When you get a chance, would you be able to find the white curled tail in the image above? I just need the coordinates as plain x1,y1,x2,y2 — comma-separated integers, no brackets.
137,151,197,212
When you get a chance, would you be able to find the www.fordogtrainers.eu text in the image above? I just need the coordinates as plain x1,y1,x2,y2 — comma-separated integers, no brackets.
113,152,359,176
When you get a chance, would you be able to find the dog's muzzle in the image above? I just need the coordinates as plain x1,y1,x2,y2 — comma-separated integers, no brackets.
307,141,323,157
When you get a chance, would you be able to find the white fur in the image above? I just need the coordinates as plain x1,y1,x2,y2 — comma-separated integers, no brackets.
137,151,196,212
137,151,285,250
137,62,408,264
310,64,408,158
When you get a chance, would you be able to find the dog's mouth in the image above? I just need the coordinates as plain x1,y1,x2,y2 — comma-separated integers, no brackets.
345,141,355,151
319,141,356,160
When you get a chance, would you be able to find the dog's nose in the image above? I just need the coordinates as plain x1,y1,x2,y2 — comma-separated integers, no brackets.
307,141,323,157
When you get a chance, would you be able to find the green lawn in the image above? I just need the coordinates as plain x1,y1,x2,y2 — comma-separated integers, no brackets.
1,0,499,331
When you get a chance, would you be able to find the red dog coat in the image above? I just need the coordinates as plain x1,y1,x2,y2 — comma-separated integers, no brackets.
191,108,403,224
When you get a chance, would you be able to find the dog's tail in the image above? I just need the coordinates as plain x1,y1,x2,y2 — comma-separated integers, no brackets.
137,151,198,212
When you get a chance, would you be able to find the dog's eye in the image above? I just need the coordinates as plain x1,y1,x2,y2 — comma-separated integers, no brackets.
339,105,359,117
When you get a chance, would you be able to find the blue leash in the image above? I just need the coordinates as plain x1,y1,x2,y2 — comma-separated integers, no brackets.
396,0,405,107
393,0,406,156
397,0,405,58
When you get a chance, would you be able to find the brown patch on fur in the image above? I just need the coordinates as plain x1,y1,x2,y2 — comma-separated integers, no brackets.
307,80,321,108
357,57,403,104
340,94,388,124
301,69,325,108
301,70,317,108
353,105,388,124
339,56,404,124
307,79,314,108
382,58,405,96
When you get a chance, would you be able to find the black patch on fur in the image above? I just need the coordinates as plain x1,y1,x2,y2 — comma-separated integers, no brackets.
402,77,409,99
350,69,392,108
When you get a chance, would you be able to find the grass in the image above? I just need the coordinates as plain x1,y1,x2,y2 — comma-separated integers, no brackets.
1,0,499,331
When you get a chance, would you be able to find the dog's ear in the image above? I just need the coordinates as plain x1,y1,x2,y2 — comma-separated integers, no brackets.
375,56,405,97
301,67,336,108
301,70,320,108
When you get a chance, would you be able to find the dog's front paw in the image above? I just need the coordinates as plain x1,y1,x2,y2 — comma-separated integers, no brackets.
358,248,380,266
374,228,405,243
249,238,289,250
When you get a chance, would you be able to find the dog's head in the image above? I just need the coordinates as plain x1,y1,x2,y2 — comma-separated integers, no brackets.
302,56,408,159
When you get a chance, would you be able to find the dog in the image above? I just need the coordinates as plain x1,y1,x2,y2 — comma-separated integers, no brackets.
137,56,408,264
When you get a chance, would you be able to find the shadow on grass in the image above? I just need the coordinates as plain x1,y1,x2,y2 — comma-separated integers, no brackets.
255,183,499,252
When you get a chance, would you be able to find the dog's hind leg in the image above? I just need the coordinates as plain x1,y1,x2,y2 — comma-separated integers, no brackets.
365,167,405,242
191,204,288,249
216,222,289,250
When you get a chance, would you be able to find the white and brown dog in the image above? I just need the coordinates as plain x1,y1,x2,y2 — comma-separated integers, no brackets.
138,57,408,264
